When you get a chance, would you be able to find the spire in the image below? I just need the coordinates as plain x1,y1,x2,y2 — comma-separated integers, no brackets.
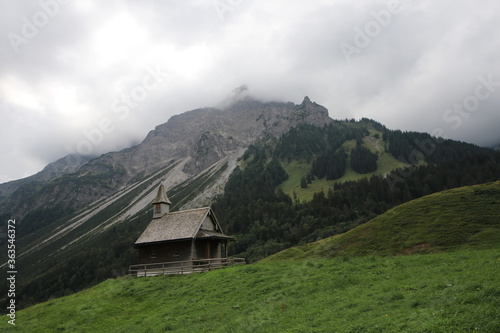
152,184,171,205
152,182,171,218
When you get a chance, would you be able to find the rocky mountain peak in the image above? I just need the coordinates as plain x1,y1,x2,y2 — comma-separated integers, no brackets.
135,97,332,175
0,97,333,219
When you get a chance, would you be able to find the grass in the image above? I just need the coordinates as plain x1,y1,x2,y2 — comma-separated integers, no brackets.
279,160,329,202
268,181,500,260
3,249,499,332
280,132,410,202
4,182,499,332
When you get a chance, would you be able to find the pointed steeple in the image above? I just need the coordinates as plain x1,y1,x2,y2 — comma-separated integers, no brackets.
152,183,171,218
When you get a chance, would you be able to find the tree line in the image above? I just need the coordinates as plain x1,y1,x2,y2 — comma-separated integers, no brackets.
214,122,500,262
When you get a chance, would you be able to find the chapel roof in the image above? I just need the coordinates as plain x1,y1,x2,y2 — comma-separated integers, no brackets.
134,207,233,246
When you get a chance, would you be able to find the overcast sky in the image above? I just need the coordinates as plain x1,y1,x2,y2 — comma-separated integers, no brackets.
1,0,499,183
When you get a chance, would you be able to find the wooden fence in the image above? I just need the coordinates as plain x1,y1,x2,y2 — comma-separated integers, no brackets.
129,257,246,276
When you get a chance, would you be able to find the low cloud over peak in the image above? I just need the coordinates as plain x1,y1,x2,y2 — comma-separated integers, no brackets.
0,0,499,183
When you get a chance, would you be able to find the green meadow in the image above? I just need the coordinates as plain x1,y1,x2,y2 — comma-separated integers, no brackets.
2,250,498,332
280,133,409,203
3,182,499,332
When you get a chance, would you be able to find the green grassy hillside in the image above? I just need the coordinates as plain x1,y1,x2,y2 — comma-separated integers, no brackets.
3,183,500,332
280,130,409,203
2,250,498,332
268,181,500,260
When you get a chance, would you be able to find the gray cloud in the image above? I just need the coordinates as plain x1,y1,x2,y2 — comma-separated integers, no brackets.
1,0,499,183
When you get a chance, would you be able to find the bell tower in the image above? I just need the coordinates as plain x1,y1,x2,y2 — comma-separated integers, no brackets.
152,182,171,218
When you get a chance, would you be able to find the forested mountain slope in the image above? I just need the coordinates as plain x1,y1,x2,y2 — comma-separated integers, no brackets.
213,120,500,261
266,181,500,261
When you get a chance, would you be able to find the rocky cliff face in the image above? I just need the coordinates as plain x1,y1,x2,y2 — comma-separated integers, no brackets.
99,96,331,177
0,154,92,201
0,96,331,220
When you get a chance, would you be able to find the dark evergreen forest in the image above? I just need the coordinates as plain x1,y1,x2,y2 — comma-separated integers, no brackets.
350,144,378,174
214,121,500,262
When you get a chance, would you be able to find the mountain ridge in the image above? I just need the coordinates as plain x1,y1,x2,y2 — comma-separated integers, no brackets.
0,96,331,221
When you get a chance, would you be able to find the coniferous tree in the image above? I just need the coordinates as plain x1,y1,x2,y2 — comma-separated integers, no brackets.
300,176,308,188
350,145,378,174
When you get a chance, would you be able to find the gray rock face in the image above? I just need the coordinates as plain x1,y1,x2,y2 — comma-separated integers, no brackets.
83,96,331,180
0,154,92,201
0,97,332,219
125,96,330,176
